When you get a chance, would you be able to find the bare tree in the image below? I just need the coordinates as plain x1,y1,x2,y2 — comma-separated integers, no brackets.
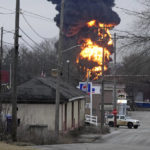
3,39,57,84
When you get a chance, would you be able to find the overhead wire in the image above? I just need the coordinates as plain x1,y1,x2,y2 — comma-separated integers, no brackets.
3,29,14,35
21,13,53,22
21,9,53,21
20,37,38,51
114,6,146,18
19,27,41,46
0,12,15,15
21,13,49,40
3,41,14,46
0,6,14,12
0,5,54,22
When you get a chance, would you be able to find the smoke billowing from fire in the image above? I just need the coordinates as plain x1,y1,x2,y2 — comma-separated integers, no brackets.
48,0,120,80
48,0,120,37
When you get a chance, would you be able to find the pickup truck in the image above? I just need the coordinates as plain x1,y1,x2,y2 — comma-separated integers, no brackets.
106,114,140,129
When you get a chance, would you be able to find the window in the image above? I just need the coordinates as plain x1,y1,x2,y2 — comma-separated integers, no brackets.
107,115,113,119
120,116,125,120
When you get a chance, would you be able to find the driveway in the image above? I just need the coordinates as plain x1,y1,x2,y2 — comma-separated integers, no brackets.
32,111,150,150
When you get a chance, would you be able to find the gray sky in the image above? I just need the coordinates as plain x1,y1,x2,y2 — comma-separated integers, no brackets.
0,0,143,48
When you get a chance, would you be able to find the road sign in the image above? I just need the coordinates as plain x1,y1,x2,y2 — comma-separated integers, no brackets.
79,82,92,93
112,109,117,115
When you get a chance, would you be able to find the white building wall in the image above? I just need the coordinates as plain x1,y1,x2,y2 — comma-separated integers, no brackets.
2,99,85,132
66,102,72,130
2,104,63,131
74,101,78,127
80,100,85,125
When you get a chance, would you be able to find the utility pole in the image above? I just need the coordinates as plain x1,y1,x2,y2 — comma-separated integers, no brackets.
0,27,3,128
10,64,12,88
55,0,65,138
12,0,20,142
0,27,3,94
100,25,105,133
113,33,117,127
0,27,3,93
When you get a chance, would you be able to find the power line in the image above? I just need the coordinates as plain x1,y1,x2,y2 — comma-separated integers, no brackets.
0,6,54,22
22,9,53,21
21,37,37,51
62,45,81,53
21,13,53,22
0,6,14,12
115,6,146,18
19,27,41,46
0,12,15,15
3,29,14,35
21,13,49,40
3,41,14,45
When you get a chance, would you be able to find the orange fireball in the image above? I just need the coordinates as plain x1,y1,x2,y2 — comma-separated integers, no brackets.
76,20,114,80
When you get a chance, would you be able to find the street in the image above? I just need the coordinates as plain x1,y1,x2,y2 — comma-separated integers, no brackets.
33,111,150,150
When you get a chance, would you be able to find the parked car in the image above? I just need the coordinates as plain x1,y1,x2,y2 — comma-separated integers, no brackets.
106,114,140,129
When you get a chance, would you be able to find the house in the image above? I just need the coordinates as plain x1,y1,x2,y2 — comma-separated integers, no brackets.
1,77,86,133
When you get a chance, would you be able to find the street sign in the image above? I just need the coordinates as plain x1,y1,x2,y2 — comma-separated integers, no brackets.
92,85,101,94
112,109,117,115
79,82,92,93
79,82,100,94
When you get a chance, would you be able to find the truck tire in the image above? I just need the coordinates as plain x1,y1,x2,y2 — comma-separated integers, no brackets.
134,125,138,129
108,121,114,127
128,122,133,129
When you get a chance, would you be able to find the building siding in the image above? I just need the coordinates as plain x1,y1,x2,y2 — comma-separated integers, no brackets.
2,99,85,132
74,101,78,128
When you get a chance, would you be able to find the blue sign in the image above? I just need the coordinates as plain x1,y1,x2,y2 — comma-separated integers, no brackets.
79,82,92,93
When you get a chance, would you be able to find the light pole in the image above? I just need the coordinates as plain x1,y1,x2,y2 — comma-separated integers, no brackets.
66,60,70,82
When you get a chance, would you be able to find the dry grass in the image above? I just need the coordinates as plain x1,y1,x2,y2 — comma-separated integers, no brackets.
0,142,36,150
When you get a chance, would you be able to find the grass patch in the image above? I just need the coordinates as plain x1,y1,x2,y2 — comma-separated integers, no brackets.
0,142,36,150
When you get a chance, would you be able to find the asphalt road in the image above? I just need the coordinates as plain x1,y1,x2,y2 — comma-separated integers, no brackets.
33,111,150,150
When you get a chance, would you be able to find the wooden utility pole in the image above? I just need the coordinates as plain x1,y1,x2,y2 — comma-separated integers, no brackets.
0,27,3,127
12,0,20,142
55,0,65,138
0,27,3,94
0,27,3,93
113,33,117,127
100,25,105,133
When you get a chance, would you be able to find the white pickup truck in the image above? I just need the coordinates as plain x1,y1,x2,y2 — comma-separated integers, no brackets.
106,114,140,129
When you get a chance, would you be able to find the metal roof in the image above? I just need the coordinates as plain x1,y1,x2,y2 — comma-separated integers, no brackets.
1,77,85,104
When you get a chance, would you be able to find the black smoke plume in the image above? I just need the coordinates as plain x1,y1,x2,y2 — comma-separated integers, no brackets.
48,0,120,81
48,0,120,37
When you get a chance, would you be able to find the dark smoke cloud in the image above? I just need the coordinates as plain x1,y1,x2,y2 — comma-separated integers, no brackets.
48,0,120,37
